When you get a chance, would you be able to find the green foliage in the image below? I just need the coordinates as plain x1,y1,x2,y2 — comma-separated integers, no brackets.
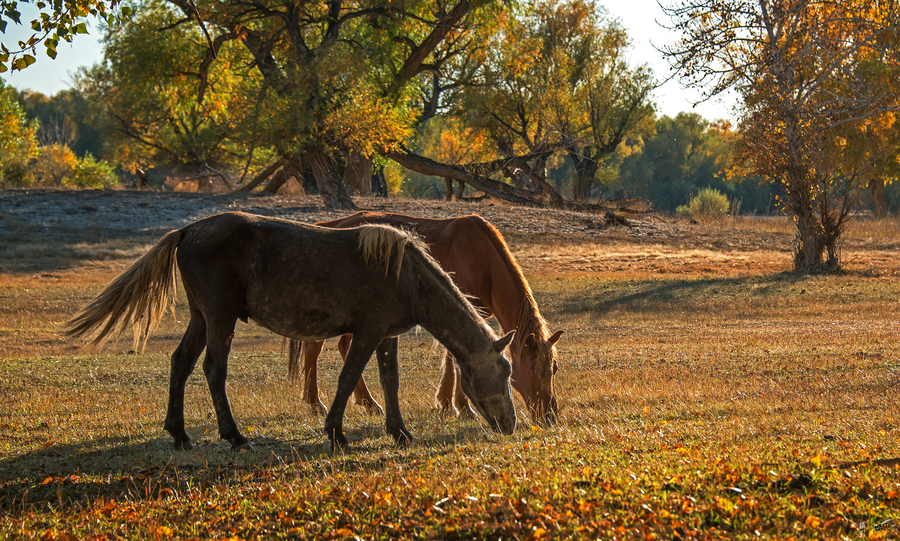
676,187,731,220
460,0,655,200
76,0,269,176
0,0,121,73
67,152,118,188
616,114,778,213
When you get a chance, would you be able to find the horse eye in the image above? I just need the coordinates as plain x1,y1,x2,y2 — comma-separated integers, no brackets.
552,362,559,375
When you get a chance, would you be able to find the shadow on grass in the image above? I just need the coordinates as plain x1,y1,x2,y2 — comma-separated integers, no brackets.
0,190,330,274
557,272,811,317
0,418,492,513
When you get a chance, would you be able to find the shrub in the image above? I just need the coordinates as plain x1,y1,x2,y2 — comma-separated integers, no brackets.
31,145,119,188
33,143,77,186
67,153,119,189
677,187,731,221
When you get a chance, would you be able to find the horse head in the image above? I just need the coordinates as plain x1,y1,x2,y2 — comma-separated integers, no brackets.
456,331,518,435
513,329,564,425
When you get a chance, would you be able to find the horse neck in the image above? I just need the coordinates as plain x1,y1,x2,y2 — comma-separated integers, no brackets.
457,229,547,345
410,252,495,362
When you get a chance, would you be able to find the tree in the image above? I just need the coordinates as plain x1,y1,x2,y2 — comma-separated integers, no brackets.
79,0,265,182
135,0,498,208
457,0,655,203
664,0,900,270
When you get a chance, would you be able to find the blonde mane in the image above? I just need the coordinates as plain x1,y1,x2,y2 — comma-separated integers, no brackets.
356,224,412,281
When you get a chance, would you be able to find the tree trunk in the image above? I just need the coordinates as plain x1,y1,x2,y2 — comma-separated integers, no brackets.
793,206,826,270
371,165,388,197
869,177,888,218
343,152,372,196
234,158,284,193
303,147,357,210
570,150,600,201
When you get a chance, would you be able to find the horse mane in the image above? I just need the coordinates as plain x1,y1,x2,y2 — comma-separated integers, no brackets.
356,224,411,280
468,216,551,353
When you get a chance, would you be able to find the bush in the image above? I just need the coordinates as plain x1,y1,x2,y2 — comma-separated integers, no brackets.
31,145,118,188
33,144,77,186
67,153,119,189
677,187,731,220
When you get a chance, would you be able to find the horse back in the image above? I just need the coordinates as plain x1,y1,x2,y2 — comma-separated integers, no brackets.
176,212,418,340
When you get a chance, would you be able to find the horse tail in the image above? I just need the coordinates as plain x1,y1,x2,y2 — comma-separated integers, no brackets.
65,229,184,351
356,224,411,281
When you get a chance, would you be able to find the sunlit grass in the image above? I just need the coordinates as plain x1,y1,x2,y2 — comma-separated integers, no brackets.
1,268,899,539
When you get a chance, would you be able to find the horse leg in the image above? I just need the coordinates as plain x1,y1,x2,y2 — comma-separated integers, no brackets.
435,350,455,416
375,337,412,446
451,360,478,419
324,336,379,451
202,316,251,451
338,334,384,415
164,311,207,450
300,340,328,415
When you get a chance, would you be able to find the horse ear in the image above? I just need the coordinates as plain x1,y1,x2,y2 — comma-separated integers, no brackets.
493,331,515,353
548,330,564,346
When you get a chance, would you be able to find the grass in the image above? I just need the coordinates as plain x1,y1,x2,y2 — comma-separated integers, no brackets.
1,218,899,539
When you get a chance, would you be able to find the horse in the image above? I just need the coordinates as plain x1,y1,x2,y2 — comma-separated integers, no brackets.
65,212,517,451
288,212,564,424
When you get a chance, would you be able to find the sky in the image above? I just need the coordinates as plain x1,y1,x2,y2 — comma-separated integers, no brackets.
0,0,738,121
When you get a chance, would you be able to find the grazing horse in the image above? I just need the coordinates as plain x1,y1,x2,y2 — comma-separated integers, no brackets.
66,212,516,450
289,212,564,424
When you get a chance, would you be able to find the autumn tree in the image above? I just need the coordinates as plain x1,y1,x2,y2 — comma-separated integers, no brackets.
457,0,655,202
0,81,38,184
131,0,501,208
664,0,900,270
78,0,267,184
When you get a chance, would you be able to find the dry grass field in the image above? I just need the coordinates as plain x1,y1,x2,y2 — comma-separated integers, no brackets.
0,190,898,540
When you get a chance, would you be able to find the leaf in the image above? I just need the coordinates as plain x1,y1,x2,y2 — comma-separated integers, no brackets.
74,22,88,34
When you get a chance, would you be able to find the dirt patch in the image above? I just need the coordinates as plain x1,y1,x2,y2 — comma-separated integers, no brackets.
1,189,897,279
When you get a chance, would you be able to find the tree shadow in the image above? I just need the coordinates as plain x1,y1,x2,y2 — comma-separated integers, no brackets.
557,272,811,318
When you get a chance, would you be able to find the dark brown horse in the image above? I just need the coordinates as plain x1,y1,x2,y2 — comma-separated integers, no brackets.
289,212,564,424
66,212,516,450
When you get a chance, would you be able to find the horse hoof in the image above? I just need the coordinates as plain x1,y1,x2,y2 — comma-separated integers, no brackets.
232,442,255,453
173,439,193,451
330,436,350,453
394,431,414,447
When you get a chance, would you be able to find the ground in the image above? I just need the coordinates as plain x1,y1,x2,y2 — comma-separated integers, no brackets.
1,189,898,540
3,189,897,279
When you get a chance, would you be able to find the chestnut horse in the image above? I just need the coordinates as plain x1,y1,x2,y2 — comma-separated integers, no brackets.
289,212,564,424
66,212,516,450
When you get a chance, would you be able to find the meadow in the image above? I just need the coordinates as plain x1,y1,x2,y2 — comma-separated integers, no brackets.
0,191,898,540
